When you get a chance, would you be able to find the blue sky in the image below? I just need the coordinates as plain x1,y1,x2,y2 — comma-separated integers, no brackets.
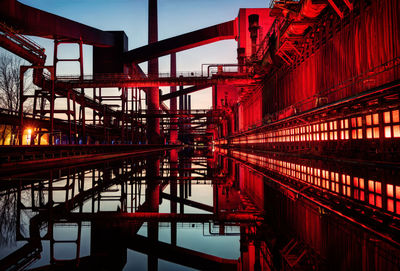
18,0,268,108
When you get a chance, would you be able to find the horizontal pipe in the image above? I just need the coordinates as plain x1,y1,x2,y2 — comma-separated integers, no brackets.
0,0,115,46
51,212,263,223
124,20,237,63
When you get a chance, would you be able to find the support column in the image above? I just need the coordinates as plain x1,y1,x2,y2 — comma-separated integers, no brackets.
170,53,178,144
146,157,160,271
18,66,26,145
170,150,178,245
178,85,183,141
147,0,160,144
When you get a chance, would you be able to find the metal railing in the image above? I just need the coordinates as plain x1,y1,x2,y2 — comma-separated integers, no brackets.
55,71,207,82
0,22,46,61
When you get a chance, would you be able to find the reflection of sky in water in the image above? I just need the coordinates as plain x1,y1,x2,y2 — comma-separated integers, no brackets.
128,222,239,270
0,154,243,270
159,184,213,214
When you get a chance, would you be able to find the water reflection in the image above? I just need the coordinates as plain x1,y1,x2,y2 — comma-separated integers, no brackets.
0,148,263,270
1,147,400,270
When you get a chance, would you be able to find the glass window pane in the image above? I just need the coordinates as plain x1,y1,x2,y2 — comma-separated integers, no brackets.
385,126,392,138
373,113,379,125
393,110,400,123
384,111,391,123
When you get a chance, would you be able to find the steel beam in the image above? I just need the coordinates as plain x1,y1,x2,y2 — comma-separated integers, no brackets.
0,0,115,46
56,75,254,88
124,20,237,63
161,84,211,101
49,212,263,223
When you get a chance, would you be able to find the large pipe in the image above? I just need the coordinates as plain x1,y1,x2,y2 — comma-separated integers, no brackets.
124,20,237,63
0,0,115,46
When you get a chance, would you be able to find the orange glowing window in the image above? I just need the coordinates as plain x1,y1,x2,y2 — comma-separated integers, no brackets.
373,127,380,138
369,194,375,205
375,182,381,194
351,118,357,127
340,119,349,140
351,116,363,139
393,110,400,122
373,113,379,125
387,199,394,212
387,184,394,197
360,178,364,189
394,122,400,138
384,111,391,123
368,180,374,191
343,119,349,128
366,128,373,138
376,196,382,208
366,114,380,139
354,177,359,187
366,115,372,126
312,124,320,141
385,126,392,138
396,186,400,200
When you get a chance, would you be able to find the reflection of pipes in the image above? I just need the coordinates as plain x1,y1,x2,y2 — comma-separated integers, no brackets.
248,14,259,58
50,212,263,222
204,223,241,236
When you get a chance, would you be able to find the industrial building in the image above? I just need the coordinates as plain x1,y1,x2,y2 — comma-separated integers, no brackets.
0,0,399,270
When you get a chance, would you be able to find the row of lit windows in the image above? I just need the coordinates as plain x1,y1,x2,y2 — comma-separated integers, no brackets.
230,109,400,144
230,150,400,215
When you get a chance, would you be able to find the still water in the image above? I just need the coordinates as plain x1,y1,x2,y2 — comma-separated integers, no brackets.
0,147,400,270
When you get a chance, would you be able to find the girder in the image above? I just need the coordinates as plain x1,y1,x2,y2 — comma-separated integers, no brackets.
0,0,115,46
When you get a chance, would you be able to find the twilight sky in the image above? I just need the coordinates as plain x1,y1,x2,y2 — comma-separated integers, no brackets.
17,0,268,109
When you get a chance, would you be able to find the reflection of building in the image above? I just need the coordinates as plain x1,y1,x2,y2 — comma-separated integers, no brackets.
0,150,265,270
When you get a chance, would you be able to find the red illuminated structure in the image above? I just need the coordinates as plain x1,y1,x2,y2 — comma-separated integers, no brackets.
1,0,400,269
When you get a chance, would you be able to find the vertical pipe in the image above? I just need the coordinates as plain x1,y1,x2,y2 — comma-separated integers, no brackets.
146,157,159,271
170,150,178,245
147,0,160,255
73,94,77,143
179,90,183,110
79,41,86,144
170,53,178,143
188,95,191,143
51,42,58,145
147,0,160,144
18,67,25,145
178,86,183,141
67,91,71,144
213,85,218,109
93,88,96,126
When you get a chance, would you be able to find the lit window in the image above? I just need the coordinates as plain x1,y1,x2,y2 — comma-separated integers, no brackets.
329,121,338,140
384,111,391,123
393,110,400,122
340,119,349,140
366,114,380,139
368,180,382,208
387,184,394,197
351,116,363,139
